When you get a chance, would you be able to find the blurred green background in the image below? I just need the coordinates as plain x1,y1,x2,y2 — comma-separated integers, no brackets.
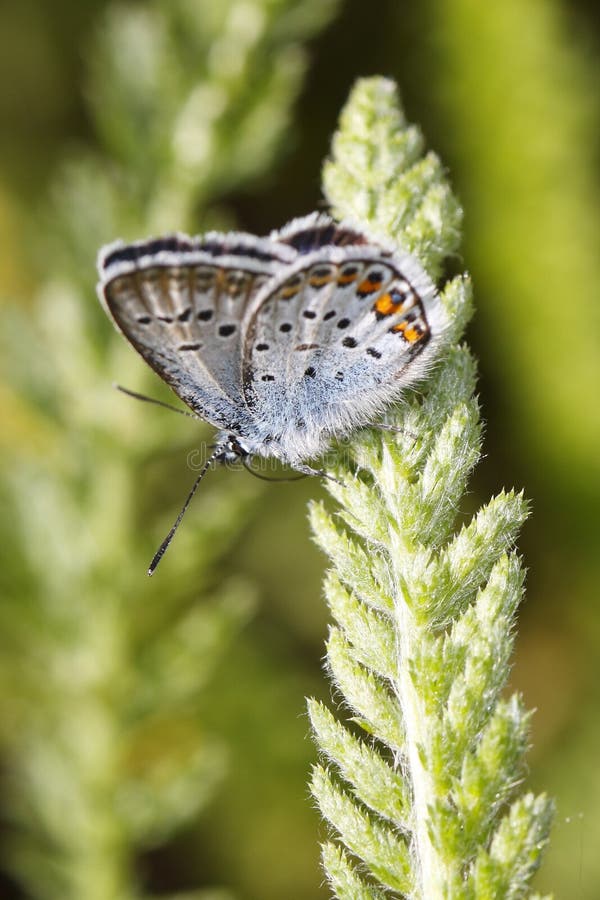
1,1,599,898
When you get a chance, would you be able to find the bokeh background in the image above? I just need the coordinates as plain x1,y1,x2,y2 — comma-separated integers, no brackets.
1,1,599,898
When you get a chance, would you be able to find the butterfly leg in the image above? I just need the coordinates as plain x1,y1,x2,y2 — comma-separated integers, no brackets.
366,422,418,441
368,422,403,433
114,384,200,419
294,463,345,486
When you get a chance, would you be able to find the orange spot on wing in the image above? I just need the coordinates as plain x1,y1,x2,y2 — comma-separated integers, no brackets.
404,327,421,343
374,293,398,317
337,272,358,285
391,320,424,343
309,274,333,287
281,284,301,299
357,279,382,295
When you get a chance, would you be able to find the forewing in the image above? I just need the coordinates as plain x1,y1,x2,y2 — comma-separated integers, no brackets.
98,232,296,426
242,245,444,438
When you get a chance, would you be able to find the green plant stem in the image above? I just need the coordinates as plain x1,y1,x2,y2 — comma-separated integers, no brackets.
308,75,554,900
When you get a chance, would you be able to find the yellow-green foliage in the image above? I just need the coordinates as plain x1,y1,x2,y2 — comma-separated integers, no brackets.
0,2,341,898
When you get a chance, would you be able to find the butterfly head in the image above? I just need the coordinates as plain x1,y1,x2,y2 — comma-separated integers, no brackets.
214,433,252,464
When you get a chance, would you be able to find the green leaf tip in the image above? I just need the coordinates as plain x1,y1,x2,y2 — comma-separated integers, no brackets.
324,76,463,280
309,77,553,899
310,764,412,894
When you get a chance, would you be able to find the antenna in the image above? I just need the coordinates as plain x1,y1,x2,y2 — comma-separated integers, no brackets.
148,444,225,576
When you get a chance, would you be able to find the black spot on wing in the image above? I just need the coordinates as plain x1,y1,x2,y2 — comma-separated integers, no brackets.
200,241,282,263
281,224,369,253
103,246,138,268
103,236,193,269
102,231,288,273
367,270,384,283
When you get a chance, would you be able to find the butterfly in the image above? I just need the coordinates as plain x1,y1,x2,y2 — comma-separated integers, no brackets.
97,212,447,571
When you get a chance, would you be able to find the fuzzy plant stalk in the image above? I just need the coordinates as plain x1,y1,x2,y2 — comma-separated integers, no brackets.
307,78,554,899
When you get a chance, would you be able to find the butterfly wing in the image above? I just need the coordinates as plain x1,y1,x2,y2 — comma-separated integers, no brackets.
241,243,445,460
97,232,296,428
